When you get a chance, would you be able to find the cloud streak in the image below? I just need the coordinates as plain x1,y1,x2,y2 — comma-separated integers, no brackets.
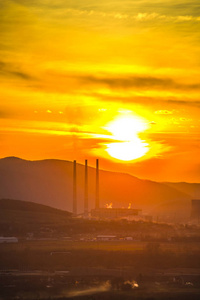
77,74,200,92
154,110,173,115
0,61,34,80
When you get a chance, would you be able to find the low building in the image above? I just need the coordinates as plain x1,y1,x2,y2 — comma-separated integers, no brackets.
91,208,142,219
124,237,133,241
96,235,117,241
0,237,18,243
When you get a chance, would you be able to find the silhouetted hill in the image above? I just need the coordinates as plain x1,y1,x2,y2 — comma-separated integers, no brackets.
0,157,196,219
0,198,71,216
164,182,200,199
0,198,72,236
0,198,174,238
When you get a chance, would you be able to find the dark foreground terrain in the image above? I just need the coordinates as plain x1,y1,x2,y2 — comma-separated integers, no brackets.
1,239,200,300
1,267,200,300
0,199,200,299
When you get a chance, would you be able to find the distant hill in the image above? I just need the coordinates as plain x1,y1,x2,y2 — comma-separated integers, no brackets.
0,157,198,220
164,182,200,200
0,199,174,238
0,198,72,236
0,198,72,216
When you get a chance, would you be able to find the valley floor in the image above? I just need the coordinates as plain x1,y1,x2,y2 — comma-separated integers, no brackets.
0,240,200,299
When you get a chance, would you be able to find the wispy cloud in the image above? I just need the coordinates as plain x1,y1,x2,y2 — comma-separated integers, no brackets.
0,61,35,80
37,7,200,23
154,110,173,115
76,74,200,91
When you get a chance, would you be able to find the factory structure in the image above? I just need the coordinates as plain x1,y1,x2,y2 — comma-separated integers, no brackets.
72,159,142,220
72,160,199,223
91,207,142,219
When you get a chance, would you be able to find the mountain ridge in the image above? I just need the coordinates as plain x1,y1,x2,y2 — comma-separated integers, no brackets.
0,156,199,220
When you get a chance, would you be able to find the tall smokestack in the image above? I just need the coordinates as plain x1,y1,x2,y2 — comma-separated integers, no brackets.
84,159,88,216
95,159,99,209
73,160,77,215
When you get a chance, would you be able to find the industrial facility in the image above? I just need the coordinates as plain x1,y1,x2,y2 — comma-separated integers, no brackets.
91,207,142,219
72,159,142,220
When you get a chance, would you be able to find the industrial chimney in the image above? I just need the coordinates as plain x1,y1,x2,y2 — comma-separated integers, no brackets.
84,159,88,216
73,160,77,215
95,159,99,209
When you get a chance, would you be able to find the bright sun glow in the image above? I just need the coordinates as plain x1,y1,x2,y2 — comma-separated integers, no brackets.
105,115,149,161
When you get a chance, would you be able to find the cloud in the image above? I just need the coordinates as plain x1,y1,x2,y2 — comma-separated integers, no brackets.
6,1,200,25
154,110,173,115
0,109,10,119
0,61,34,80
64,104,100,125
167,100,200,107
80,91,200,108
77,74,200,92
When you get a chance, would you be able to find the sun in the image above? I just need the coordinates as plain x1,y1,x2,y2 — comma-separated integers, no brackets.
105,115,149,161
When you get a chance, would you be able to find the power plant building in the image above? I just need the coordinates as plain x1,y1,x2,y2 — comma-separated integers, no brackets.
91,208,142,219
72,158,142,219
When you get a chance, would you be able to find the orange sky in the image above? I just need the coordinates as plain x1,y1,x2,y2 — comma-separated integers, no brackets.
0,0,200,182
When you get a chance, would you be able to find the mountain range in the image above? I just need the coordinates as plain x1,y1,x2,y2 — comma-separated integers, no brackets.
0,157,200,220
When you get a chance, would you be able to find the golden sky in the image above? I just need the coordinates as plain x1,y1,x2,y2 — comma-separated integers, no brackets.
0,0,200,182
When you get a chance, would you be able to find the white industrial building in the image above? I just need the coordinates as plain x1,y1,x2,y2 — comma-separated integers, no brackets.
0,237,18,243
